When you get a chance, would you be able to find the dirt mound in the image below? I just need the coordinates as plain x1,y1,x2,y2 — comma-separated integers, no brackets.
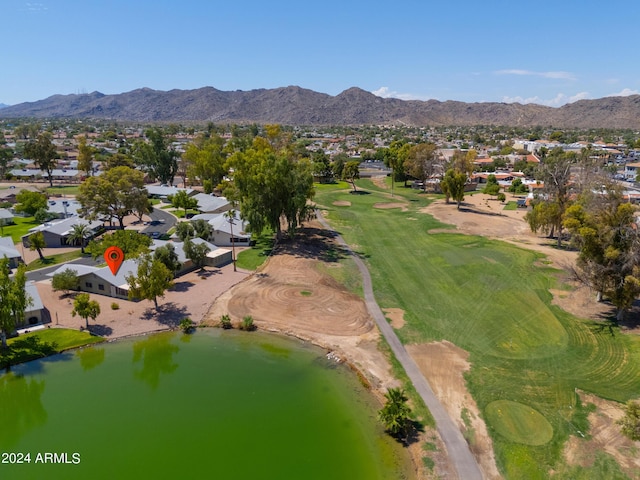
332,200,351,207
205,223,373,338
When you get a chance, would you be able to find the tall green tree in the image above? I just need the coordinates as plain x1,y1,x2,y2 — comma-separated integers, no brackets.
28,231,46,260
226,132,315,239
23,132,58,188
182,134,227,190
440,169,467,209
0,259,30,350
184,239,210,270
563,188,640,320
77,166,148,229
51,268,80,296
71,293,101,329
168,190,198,217
76,135,95,177
15,190,47,217
378,387,413,439
526,149,575,247
153,243,181,275
132,128,179,185
342,160,360,192
86,230,152,260
175,221,195,242
126,254,174,309
405,143,439,191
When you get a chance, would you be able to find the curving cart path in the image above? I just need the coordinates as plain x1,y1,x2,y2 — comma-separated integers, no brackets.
316,211,483,480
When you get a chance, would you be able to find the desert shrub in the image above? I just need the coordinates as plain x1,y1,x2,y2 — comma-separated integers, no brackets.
220,314,232,330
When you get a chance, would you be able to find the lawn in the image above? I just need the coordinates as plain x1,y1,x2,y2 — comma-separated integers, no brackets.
315,179,640,479
25,249,85,271
236,231,274,270
1,216,38,243
1,328,104,368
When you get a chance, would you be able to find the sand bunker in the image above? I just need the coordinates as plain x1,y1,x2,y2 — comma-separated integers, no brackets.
374,202,408,211
333,201,351,207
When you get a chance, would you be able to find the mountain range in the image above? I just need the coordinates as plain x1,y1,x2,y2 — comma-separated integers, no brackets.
1,86,639,129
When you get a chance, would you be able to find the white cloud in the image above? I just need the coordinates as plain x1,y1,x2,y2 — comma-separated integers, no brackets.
502,91,589,107
495,69,576,81
25,3,48,12
371,87,433,101
606,88,639,97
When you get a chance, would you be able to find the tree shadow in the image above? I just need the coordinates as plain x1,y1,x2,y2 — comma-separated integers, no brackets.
88,324,113,337
196,268,222,278
170,281,195,292
389,420,425,447
141,302,190,328
277,226,350,263
349,190,371,195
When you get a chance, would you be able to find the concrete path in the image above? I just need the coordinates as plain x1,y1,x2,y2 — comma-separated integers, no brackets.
316,211,483,480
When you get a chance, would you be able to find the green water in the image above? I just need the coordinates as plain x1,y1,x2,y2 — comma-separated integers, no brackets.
0,330,413,479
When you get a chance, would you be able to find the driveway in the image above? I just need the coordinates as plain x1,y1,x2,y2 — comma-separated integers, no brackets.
140,207,178,238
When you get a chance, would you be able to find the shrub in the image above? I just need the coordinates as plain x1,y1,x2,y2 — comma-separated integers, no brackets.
497,192,506,202
220,314,232,329
110,302,120,310
180,317,195,334
239,315,256,331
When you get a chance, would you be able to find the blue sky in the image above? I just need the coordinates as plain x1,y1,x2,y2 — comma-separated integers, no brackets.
2,0,639,107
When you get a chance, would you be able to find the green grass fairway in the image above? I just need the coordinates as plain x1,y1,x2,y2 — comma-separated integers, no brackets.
485,400,553,445
46,185,80,195
315,180,640,479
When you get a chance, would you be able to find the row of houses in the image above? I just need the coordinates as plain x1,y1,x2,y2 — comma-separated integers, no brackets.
47,238,232,300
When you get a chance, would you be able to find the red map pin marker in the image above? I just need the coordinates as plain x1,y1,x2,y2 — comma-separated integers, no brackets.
104,246,125,275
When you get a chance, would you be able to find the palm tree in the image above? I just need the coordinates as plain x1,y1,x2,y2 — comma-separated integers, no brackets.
378,387,412,438
67,223,91,253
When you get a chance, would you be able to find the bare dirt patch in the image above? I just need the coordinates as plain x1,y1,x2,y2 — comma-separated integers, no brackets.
374,202,409,211
564,391,640,477
407,341,501,480
332,200,351,207
383,307,406,329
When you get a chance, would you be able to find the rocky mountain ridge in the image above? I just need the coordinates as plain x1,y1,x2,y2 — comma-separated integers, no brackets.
1,86,639,129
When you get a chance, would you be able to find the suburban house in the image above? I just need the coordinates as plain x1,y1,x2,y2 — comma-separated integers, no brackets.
0,236,22,268
190,211,252,246
21,217,104,248
0,186,41,204
192,193,231,214
149,238,232,273
624,162,640,181
49,261,137,300
0,208,14,225
48,239,232,300
18,281,47,328
146,185,194,199
46,199,81,218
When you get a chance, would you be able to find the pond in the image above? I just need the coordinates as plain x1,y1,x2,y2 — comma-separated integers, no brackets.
0,329,414,479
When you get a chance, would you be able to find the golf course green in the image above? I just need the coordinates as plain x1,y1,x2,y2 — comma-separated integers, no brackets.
315,180,640,479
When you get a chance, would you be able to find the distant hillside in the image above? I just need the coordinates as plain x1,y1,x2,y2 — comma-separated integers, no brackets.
1,86,639,129
0,103,8,109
